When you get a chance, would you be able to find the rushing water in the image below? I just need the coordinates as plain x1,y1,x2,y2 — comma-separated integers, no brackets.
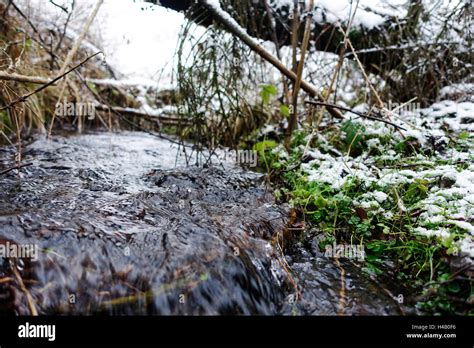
0,131,404,315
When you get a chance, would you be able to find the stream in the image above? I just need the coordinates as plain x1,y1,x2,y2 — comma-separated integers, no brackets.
0,131,404,315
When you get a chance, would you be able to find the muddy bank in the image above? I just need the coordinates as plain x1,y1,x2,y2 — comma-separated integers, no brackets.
0,132,403,315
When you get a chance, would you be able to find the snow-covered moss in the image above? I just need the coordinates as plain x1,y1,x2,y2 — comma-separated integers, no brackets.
273,98,473,314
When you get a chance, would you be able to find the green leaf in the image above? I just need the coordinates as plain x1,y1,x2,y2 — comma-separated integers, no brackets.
438,273,450,282
341,120,365,153
260,84,277,105
280,105,290,117
314,195,327,208
363,262,383,275
348,216,360,225
253,140,277,154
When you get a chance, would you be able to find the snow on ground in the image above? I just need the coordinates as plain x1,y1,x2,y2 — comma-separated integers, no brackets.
298,95,474,258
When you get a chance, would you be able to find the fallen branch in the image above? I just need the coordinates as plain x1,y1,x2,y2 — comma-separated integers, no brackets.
201,0,343,120
95,104,192,125
305,100,407,131
86,78,158,88
0,71,54,85
0,51,102,112
345,40,460,56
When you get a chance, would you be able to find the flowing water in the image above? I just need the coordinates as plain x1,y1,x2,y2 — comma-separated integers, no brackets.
0,131,404,315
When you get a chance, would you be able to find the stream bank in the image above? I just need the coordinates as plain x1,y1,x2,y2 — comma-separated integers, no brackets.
0,131,402,315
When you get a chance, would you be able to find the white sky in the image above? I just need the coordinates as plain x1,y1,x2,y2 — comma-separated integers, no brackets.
20,0,185,86
96,0,185,86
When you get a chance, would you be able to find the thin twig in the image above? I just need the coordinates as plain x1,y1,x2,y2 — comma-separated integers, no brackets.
57,0,104,77
9,0,45,43
49,0,69,13
285,0,314,149
55,0,75,53
0,162,33,175
95,104,192,125
305,100,407,130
